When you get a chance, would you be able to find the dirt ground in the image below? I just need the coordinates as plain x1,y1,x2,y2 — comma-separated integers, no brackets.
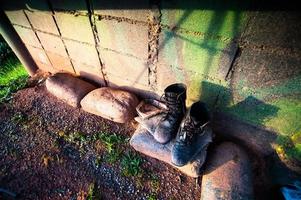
0,84,202,200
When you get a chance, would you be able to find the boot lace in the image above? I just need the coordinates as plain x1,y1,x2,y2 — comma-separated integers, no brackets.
160,94,183,120
179,118,209,143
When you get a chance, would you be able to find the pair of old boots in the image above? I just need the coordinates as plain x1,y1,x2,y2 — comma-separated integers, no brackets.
154,83,211,167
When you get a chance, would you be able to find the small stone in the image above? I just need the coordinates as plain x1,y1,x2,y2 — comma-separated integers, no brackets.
80,87,139,123
130,125,213,178
201,142,254,200
45,73,96,108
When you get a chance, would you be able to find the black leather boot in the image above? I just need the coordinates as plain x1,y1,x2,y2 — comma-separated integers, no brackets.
153,83,187,144
171,101,211,167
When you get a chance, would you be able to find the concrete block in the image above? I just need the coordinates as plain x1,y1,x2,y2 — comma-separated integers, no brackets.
158,29,235,81
201,142,253,200
46,51,74,74
156,64,187,94
25,10,59,35
96,19,148,59
107,73,153,98
130,125,213,178
36,32,68,57
34,61,57,74
72,60,105,85
64,40,100,67
13,25,42,48
54,12,95,44
156,64,225,108
160,1,249,39
49,0,88,13
223,47,301,138
243,11,301,50
25,45,52,66
232,48,301,93
92,0,150,22
107,74,149,89
5,10,31,27
100,49,149,85
26,45,57,73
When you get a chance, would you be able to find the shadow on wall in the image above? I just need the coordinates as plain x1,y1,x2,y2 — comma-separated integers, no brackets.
201,81,301,168
200,80,280,127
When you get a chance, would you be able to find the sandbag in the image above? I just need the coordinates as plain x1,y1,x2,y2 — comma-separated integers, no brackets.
46,73,96,108
80,87,139,123
130,125,213,178
201,142,253,200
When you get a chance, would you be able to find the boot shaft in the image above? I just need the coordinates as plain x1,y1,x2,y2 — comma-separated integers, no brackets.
189,101,210,126
163,83,187,114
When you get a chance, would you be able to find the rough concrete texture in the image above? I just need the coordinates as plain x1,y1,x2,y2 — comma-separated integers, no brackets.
92,0,150,22
34,61,57,74
81,87,139,123
71,61,105,86
220,11,301,163
64,40,100,68
231,48,301,90
25,10,59,35
158,29,233,81
107,74,150,91
5,10,31,28
36,32,68,57
201,142,253,200
107,75,156,99
156,65,226,108
26,44,56,74
100,49,149,85
46,51,75,74
25,45,52,67
96,19,149,59
46,73,96,108
243,12,301,50
54,12,95,44
160,1,249,38
130,125,213,178
13,26,42,48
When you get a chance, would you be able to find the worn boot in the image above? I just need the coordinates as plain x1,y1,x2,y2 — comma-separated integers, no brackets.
153,83,187,144
171,101,211,167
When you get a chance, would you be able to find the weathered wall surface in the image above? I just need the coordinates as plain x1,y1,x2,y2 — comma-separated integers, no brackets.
1,0,301,162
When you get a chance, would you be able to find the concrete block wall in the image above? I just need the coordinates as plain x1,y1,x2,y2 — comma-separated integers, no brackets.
2,1,301,162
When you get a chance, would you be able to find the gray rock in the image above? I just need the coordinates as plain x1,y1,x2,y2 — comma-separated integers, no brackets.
201,142,254,200
130,125,213,178
81,87,139,123
45,73,96,108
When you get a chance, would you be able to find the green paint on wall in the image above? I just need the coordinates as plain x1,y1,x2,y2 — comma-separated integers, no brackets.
265,98,301,136
161,1,249,39
182,34,226,77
